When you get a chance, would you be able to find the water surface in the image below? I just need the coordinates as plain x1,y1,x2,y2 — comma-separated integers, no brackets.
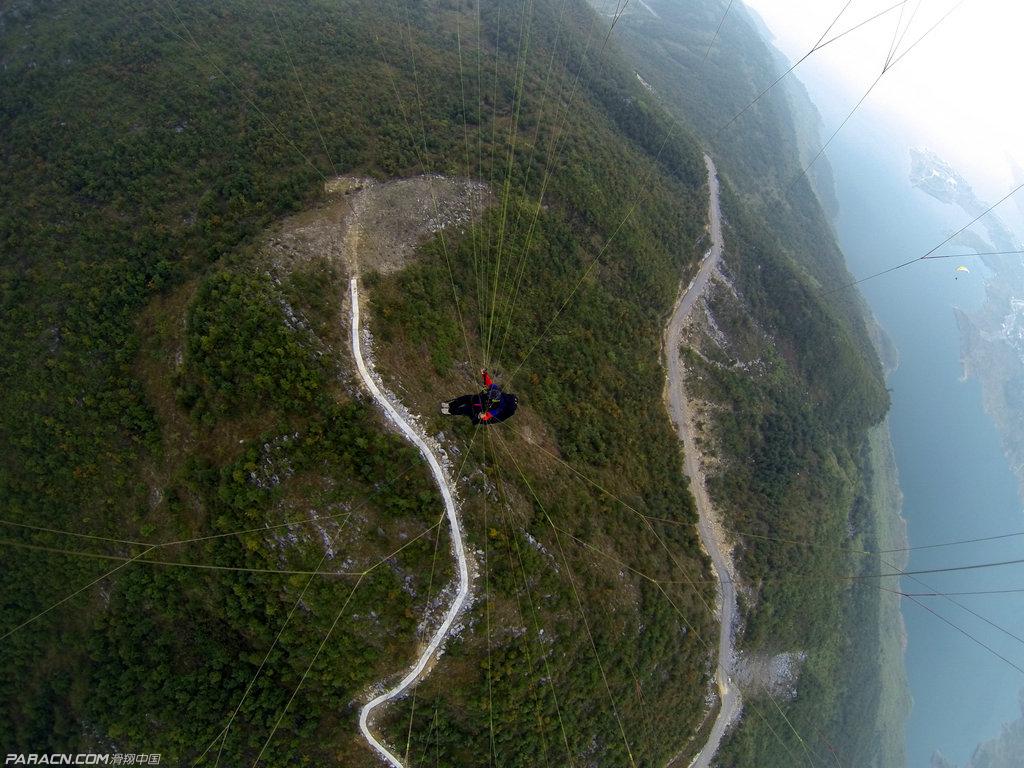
827,111,1024,767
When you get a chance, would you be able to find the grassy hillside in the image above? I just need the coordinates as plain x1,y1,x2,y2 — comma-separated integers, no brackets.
1,0,724,764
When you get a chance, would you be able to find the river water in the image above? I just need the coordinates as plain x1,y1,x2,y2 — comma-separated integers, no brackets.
823,109,1024,766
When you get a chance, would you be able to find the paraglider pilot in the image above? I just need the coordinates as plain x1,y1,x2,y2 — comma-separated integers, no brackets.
441,369,518,425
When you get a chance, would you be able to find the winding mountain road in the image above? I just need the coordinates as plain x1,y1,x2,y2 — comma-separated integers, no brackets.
350,277,470,767
663,155,741,768
350,153,733,765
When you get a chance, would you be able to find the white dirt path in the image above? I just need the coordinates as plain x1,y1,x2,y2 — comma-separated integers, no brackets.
350,277,471,767
663,155,742,768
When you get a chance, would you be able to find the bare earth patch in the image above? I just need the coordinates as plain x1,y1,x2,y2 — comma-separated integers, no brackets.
733,650,807,701
260,174,492,278
340,175,492,275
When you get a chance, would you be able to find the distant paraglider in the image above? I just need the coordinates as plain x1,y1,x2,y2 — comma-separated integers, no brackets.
955,265,970,280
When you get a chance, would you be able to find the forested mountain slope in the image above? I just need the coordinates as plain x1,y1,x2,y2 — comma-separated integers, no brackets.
606,1,901,766
1,0,900,765
2,0,716,764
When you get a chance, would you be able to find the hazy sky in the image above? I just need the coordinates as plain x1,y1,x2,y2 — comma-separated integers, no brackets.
740,0,1023,201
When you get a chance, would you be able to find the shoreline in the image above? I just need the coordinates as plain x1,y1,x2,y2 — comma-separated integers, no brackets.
865,418,913,767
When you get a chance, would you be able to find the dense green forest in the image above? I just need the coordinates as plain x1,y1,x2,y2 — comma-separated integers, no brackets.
0,0,718,764
1,0,899,765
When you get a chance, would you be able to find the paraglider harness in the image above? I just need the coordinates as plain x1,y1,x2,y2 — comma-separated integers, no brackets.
441,370,517,424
